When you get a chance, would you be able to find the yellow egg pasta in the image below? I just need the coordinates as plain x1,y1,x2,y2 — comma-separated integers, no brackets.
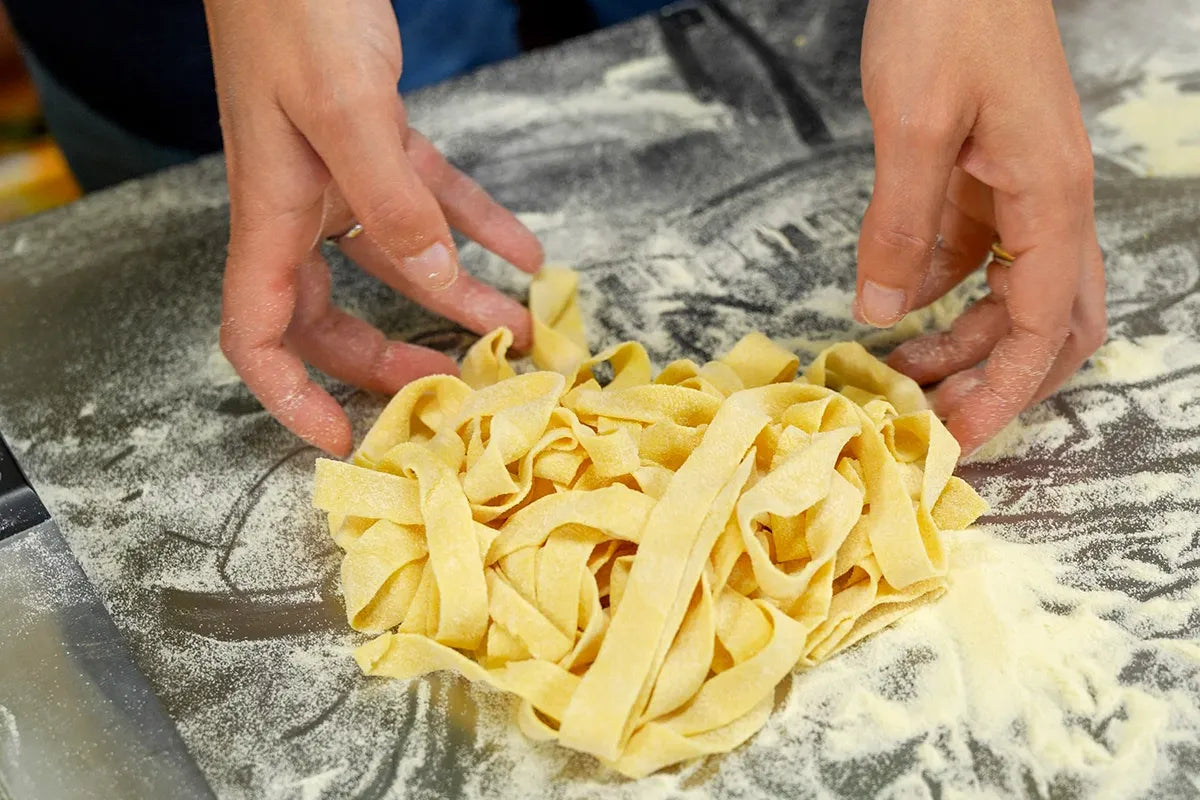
313,266,987,777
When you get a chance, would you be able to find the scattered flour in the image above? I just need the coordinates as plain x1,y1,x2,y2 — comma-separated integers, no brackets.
414,527,1200,799
204,338,243,387
0,704,19,761
128,424,170,448
1096,73,1200,177
756,530,1197,800
968,417,1042,464
2,5,1197,797
417,83,730,154
1085,335,1186,383
602,55,673,91
755,225,805,258
273,767,345,800
11,233,30,256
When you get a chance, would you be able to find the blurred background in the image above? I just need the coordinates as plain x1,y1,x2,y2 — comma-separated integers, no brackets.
0,0,655,224
0,3,79,222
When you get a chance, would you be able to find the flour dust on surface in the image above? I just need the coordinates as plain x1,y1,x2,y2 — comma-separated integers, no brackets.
0,0,1198,796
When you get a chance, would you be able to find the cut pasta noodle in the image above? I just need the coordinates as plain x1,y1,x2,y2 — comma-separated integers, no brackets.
313,266,988,777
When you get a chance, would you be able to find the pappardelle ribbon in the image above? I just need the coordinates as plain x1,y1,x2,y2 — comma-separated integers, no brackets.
313,267,987,776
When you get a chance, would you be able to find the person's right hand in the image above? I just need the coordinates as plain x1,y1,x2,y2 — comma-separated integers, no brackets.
853,0,1106,456
203,0,544,458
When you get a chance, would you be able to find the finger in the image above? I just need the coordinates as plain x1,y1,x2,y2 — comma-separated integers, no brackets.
406,129,544,273
942,105,1096,453
300,89,460,294
942,240,1079,454
887,292,1010,384
985,258,1011,302
945,164,996,229
319,184,533,349
339,233,534,350
220,315,352,458
856,111,971,326
1028,239,1107,406
222,219,352,457
284,255,459,394
220,114,354,456
909,171,996,309
932,365,986,419
924,261,1016,415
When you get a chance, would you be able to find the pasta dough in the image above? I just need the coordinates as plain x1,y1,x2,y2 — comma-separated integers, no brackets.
313,267,987,777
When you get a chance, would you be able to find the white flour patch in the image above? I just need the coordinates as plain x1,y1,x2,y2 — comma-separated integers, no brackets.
1096,73,1200,177
418,83,730,156
204,338,242,387
752,530,1198,800
1086,335,1190,383
273,766,345,800
602,55,673,90
128,424,170,448
0,704,20,760
417,529,1200,800
756,224,804,258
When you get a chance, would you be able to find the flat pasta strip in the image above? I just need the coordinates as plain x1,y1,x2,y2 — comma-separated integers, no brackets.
313,266,987,777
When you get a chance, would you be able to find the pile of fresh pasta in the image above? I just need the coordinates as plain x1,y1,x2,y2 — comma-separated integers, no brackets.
313,267,987,777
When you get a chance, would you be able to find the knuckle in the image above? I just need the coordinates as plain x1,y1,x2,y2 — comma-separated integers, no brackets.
303,74,390,123
914,117,957,147
218,319,244,363
326,87,381,120
446,170,490,211
1079,318,1107,354
1053,127,1095,193
892,110,958,147
308,305,350,340
357,191,422,236
869,226,937,264
867,88,959,144
1060,149,1095,194
405,141,447,182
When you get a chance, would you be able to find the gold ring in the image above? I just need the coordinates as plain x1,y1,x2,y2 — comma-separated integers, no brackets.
326,221,364,245
990,240,1016,265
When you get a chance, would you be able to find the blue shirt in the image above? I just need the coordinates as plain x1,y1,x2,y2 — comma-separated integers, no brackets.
6,0,667,154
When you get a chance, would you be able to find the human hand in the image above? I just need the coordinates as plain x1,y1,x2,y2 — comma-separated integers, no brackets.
204,0,543,457
855,0,1106,455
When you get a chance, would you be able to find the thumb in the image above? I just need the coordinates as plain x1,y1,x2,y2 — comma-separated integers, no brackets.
856,115,966,326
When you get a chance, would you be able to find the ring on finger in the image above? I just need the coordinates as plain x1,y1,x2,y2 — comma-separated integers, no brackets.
990,239,1016,266
325,221,364,245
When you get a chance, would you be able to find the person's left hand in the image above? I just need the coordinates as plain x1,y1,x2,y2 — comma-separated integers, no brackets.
854,0,1107,455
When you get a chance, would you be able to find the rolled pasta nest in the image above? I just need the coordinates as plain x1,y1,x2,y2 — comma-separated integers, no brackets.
313,267,987,777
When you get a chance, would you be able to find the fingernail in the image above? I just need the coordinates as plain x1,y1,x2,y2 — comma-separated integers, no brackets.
401,242,457,291
859,280,907,327
852,295,866,324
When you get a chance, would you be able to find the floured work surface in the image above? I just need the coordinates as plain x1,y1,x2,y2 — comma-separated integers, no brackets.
314,269,986,776
0,0,1198,797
